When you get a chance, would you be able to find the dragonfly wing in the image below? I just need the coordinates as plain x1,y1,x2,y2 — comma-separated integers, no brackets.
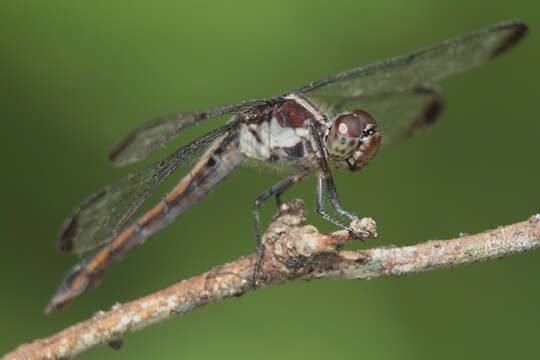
296,21,527,98
109,99,267,166
59,122,236,254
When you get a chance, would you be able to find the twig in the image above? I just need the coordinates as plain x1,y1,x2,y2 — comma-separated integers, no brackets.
3,200,539,360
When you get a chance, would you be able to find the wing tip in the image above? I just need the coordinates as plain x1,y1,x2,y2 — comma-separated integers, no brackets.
407,86,445,136
57,216,77,252
421,92,444,127
108,134,138,166
491,21,529,58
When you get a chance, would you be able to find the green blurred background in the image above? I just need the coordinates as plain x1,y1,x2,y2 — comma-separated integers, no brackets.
1,0,539,359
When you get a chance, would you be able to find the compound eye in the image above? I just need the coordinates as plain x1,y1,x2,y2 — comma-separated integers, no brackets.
334,114,363,139
334,110,376,139
326,110,376,160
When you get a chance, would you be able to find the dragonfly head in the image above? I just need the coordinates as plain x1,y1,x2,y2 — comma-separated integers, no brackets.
326,110,382,172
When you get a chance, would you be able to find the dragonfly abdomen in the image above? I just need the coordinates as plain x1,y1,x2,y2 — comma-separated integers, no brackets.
47,132,245,312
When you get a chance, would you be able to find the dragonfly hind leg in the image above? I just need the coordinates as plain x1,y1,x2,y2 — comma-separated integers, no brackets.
252,169,311,286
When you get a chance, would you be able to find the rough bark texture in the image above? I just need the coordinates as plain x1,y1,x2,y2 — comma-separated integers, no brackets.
3,200,539,360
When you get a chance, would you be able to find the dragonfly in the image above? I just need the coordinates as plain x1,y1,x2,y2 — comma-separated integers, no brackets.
47,21,527,312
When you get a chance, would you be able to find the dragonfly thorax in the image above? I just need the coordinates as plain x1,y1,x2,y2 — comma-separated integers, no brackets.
326,110,382,171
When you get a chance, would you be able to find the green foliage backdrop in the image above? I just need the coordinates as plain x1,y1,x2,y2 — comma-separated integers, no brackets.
1,1,539,359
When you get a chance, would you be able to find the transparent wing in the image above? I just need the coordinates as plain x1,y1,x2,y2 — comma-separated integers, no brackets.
59,122,236,254
315,86,443,149
295,21,527,98
109,99,267,166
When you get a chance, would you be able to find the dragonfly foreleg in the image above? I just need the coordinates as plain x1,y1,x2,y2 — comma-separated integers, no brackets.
316,172,364,240
252,169,311,286
324,176,359,222
309,121,363,239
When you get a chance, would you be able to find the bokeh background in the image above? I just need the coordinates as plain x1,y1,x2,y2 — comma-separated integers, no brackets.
1,1,539,359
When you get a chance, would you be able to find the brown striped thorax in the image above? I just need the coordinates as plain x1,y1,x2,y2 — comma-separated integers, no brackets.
238,94,382,172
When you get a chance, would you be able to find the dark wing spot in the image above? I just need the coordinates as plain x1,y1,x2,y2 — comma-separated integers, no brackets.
58,217,77,252
423,95,444,126
109,133,137,164
491,23,528,58
407,86,445,136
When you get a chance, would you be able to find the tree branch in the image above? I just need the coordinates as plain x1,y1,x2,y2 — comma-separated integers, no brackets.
3,200,539,360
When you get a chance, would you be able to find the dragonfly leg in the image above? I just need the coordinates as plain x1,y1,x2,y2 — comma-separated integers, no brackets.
325,176,359,221
309,121,363,239
274,169,311,207
316,172,364,240
252,169,311,286
275,192,283,208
